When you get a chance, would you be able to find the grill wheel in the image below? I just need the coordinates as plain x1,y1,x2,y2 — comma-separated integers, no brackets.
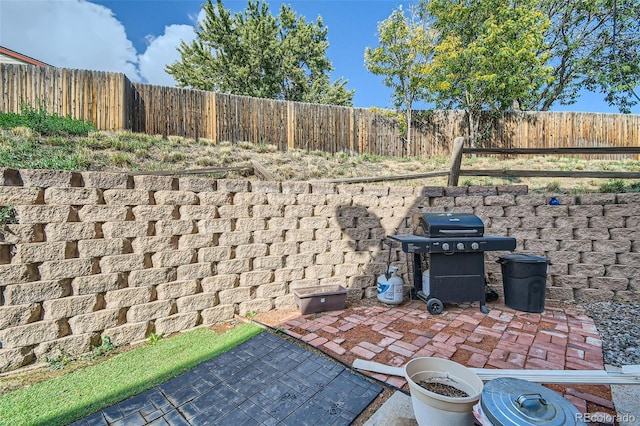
427,298,444,315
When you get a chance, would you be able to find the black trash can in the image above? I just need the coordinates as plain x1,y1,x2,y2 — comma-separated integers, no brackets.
497,254,551,313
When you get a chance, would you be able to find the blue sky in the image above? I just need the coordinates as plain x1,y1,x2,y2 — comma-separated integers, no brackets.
1,0,637,113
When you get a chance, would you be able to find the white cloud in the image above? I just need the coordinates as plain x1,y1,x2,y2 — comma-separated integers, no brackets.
138,24,197,87
136,8,206,86
0,0,141,80
0,0,202,87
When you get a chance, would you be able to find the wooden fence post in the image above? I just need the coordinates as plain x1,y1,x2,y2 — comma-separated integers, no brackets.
210,92,217,143
287,101,295,150
448,136,465,186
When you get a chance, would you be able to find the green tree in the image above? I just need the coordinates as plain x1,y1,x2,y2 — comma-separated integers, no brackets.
166,0,354,106
365,6,436,154
420,0,552,144
527,0,640,113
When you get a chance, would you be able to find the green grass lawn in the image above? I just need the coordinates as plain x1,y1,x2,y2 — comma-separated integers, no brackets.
0,324,263,426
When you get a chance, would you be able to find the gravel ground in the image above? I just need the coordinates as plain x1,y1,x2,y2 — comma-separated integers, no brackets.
581,302,640,367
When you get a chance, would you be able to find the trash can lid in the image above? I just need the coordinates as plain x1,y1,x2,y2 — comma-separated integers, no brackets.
480,378,586,426
498,253,550,264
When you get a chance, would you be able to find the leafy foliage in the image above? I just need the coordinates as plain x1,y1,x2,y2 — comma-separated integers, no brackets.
364,5,436,152
87,336,114,360
46,348,76,371
365,6,434,105
529,0,640,113
44,336,114,372
599,179,627,193
147,333,163,345
366,0,638,139
0,206,17,226
421,0,552,143
0,113,28,129
0,137,90,170
167,0,353,106
0,102,96,137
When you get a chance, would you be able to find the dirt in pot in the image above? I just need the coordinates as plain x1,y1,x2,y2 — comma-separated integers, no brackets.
418,381,470,398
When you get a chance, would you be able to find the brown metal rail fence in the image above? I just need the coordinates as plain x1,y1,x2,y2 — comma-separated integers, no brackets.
317,136,640,186
447,137,640,186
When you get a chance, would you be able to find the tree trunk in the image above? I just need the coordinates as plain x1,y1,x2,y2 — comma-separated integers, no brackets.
467,110,480,148
406,107,412,157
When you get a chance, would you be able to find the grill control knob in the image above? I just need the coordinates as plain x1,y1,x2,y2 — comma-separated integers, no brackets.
456,242,465,250
471,242,479,250
441,243,450,251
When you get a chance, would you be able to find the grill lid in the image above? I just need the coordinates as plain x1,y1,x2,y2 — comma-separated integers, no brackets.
413,212,484,237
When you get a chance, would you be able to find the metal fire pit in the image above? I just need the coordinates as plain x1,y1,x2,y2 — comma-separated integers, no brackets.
389,212,516,314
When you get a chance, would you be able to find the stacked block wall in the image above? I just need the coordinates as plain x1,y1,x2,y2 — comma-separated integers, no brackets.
0,168,638,372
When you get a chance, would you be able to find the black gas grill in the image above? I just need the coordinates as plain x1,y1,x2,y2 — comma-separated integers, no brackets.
389,212,516,314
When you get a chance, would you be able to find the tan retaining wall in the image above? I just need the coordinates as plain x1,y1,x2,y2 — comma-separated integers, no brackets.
0,169,638,372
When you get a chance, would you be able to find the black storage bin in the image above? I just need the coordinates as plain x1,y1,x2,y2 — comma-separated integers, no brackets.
498,254,550,313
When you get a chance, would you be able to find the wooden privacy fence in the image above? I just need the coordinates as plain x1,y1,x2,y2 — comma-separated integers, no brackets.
0,64,136,131
2,64,640,158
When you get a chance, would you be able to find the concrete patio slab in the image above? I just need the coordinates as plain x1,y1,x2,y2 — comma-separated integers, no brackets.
362,391,416,426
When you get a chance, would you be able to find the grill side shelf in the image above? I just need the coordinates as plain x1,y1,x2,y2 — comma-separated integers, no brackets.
388,235,432,253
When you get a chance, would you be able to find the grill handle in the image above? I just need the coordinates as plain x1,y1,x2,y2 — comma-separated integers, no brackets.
437,229,480,235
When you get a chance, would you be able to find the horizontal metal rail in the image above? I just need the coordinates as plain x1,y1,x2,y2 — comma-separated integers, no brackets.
458,170,640,179
463,147,640,155
449,136,640,186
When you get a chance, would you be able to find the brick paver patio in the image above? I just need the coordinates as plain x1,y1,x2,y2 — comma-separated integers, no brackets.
279,300,613,414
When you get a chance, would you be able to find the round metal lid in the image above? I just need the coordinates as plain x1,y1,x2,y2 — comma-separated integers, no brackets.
480,378,583,426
